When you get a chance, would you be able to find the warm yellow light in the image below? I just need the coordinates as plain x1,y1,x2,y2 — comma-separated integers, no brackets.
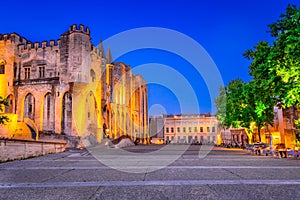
0,75,7,105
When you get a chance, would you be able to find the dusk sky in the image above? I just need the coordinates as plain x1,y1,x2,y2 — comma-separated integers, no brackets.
1,0,299,115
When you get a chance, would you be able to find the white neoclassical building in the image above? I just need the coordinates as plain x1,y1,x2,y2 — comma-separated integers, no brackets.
163,114,220,144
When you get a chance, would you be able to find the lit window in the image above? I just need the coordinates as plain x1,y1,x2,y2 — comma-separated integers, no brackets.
0,65,5,74
189,127,192,132
194,127,197,132
183,127,186,133
207,127,210,132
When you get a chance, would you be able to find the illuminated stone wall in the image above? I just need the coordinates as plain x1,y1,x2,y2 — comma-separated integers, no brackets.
102,62,149,144
0,24,148,147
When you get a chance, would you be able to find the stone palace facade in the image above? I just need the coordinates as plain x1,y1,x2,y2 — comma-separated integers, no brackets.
163,114,220,144
0,24,149,147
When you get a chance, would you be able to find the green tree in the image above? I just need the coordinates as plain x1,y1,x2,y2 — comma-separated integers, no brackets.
224,79,248,128
243,41,279,142
216,79,255,142
214,86,226,129
241,5,300,142
0,96,9,124
267,4,300,108
215,79,276,142
215,4,300,143
246,81,275,142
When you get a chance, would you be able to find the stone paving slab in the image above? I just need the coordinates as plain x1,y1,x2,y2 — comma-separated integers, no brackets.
0,187,99,200
0,169,70,183
0,146,299,200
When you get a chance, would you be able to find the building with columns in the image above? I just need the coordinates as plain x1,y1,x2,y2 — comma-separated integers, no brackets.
0,24,149,147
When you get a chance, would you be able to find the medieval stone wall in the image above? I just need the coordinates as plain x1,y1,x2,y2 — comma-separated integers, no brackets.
0,24,149,147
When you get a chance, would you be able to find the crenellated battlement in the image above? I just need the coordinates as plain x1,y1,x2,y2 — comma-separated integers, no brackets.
68,24,90,35
0,32,30,44
18,39,60,53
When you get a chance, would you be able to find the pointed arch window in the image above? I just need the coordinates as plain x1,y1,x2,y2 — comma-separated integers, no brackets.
0,59,5,74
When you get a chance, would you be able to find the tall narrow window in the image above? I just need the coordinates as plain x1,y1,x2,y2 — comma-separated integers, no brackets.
24,93,35,120
90,69,96,82
24,67,30,79
212,127,215,132
13,63,17,78
166,127,169,133
0,64,5,74
39,66,45,78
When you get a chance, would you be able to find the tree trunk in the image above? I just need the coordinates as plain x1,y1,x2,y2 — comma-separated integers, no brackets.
257,126,261,142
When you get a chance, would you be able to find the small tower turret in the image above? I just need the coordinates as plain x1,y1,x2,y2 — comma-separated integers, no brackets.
59,24,92,83
106,47,112,64
98,38,105,58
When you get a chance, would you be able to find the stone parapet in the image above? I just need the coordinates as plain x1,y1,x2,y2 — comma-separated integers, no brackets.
0,138,66,162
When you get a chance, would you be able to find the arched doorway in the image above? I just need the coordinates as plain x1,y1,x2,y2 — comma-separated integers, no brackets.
43,93,54,132
24,93,35,120
62,92,72,135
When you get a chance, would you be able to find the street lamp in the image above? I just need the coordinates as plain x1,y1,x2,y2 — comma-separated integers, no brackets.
265,126,273,155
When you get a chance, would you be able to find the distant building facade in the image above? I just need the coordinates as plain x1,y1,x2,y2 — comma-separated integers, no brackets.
149,115,164,144
0,24,148,147
163,114,220,144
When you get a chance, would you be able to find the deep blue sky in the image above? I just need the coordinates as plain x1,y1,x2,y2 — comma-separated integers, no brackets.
1,0,299,115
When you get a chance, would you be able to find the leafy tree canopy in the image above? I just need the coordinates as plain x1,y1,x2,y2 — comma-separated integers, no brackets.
0,96,9,124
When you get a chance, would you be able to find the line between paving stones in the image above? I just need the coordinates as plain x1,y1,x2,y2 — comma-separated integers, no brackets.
1,180,300,188
1,166,300,170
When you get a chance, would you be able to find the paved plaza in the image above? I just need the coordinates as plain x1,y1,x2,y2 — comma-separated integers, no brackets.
0,144,300,200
